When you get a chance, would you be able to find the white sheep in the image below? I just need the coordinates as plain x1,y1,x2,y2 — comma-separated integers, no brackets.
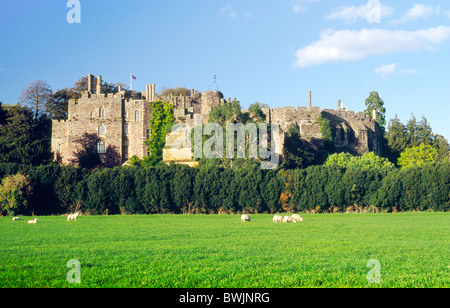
292,214,303,222
241,214,251,222
67,212,80,221
272,215,283,223
28,218,38,224
282,216,296,223
12,217,21,221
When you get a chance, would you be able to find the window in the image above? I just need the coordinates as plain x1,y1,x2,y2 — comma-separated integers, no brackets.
98,124,106,136
99,107,105,118
124,139,129,147
135,110,140,122
97,141,106,154
124,123,128,136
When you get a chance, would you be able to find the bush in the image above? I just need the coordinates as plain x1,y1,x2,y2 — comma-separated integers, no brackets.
0,173,33,216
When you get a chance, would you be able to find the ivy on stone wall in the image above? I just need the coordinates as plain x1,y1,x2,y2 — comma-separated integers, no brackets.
142,100,174,166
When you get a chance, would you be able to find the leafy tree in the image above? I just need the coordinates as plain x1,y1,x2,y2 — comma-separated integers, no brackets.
208,100,243,126
325,152,394,171
364,91,386,130
282,125,314,169
248,102,268,123
45,88,78,120
398,143,438,168
385,115,407,164
18,80,53,119
0,173,33,216
324,152,353,167
0,105,53,165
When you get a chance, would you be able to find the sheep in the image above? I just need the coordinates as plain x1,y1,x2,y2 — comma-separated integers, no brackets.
12,217,21,221
241,214,251,222
272,215,283,223
67,212,80,221
292,214,303,222
282,216,296,223
28,218,38,224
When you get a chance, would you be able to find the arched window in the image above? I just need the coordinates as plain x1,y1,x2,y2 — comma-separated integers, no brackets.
97,141,106,154
135,110,140,122
99,107,105,118
98,124,106,136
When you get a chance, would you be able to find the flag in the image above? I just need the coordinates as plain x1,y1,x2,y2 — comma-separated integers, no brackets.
131,75,136,80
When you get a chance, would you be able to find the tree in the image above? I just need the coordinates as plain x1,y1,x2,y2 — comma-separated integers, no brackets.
248,102,268,123
324,152,353,167
18,80,53,119
0,173,33,216
45,88,78,120
208,100,243,126
0,104,53,165
364,91,386,130
398,143,438,168
385,115,407,164
282,125,314,169
325,152,394,171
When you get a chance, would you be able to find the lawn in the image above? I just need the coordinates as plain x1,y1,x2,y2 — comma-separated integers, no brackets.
0,213,448,288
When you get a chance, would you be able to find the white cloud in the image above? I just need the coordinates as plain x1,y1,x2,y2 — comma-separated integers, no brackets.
375,63,418,77
325,4,394,23
375,63,397,76
291,0,319,14
293,26,450,68
392,4,440,25
221,6,237,18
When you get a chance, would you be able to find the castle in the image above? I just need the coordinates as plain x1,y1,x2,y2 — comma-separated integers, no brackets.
51,74,382,167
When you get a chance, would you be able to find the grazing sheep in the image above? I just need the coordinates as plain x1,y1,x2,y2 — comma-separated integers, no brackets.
273,215,283,223
282,216,296,223
67,212,80,221
28,218,38,224
292,214,303,222
12,217,21,221
241,214,251,222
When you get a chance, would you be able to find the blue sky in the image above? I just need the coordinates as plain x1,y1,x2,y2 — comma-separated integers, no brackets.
1,0,449,139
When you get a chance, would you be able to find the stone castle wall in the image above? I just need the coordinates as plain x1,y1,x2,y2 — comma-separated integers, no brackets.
51,74,382,167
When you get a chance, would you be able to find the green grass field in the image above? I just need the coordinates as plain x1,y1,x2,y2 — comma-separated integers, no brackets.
0,213,448,288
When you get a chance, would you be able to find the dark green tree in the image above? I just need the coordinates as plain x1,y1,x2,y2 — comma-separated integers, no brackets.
364,91,386,130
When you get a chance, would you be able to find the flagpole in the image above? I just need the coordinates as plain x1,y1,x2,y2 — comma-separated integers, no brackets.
130,73,133,91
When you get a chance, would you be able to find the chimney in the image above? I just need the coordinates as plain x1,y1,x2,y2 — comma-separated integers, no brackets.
151,84,155,101
190,89,195,97
308,91,312,110
87,74,94,93
96,75,102,97
337,100,341,110
146,84,150,101
372,109,377,121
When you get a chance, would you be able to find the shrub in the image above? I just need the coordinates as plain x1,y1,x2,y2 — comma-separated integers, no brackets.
0,173,33,216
